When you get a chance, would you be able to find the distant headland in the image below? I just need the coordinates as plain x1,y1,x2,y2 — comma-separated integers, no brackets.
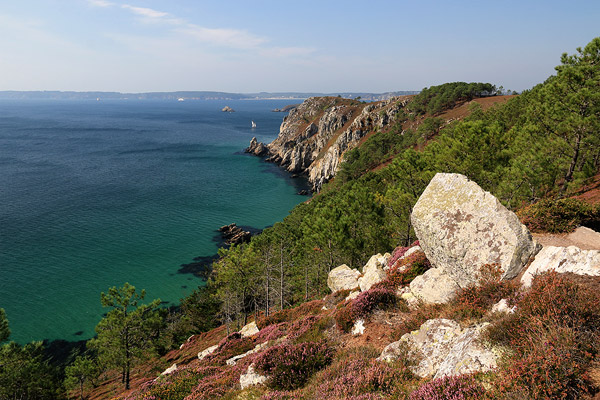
0,90,418,102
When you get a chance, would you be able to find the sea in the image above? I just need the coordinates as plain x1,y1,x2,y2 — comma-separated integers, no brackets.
0,98,308,344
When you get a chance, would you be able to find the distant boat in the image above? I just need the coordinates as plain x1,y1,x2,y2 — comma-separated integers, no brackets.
251,120,257,128
177,98,185,102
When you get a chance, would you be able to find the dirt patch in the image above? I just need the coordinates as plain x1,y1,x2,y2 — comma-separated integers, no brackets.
533,226,600,250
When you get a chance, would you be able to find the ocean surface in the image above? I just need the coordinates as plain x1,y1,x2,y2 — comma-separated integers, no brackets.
0,99,308,344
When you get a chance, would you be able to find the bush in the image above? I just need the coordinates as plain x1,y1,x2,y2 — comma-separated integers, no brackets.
334,285,397,333
387,250,431,288
409,374,485,400
517,197,599,233
486,272,600,399
444,264,518,321
254,341,334,390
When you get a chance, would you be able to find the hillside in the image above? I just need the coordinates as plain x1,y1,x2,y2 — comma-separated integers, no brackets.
2,37,600,400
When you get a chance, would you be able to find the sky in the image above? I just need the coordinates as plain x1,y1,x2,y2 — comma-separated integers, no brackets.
0,0,599,93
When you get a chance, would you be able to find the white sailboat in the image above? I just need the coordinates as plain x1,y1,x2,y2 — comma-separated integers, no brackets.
251,120,257,128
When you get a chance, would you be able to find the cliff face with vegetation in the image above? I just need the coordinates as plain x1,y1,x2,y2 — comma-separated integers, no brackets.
248,96,409,191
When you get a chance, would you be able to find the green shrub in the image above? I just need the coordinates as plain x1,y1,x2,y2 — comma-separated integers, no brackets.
517,197,599,233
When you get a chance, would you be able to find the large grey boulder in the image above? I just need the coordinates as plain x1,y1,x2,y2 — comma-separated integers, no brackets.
378,319,497,379
327,264,361,292
409,268,460,304
521,245,600,287
411,173,540,287
358,253,389,292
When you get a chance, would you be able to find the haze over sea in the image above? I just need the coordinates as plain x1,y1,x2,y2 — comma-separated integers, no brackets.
0,99,308,344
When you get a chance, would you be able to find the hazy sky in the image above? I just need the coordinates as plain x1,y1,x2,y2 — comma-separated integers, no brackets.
0,0,598,93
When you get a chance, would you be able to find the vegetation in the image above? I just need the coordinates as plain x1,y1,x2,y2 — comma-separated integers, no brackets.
2,37,600,400
88,283,162,390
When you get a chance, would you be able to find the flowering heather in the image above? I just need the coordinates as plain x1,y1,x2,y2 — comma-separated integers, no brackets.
388,240,419,268
409,374,485,400
207,332,255,364
254,322,289,343
387,250,431,288
335,285,397,332
254,340,334,390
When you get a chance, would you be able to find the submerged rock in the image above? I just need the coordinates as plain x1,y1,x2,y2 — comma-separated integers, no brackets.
219,223,251,245
411,173,540,288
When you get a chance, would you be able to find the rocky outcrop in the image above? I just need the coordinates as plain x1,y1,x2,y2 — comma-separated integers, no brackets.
160,363,177,375
378,319,497,379
358,253,389,292
521,245,600,287
226,342,267,366
245,137,269,156
248,96,409,192
327,264,361,292
198,344,218,360
240,363,267,389
272,104,299,112
222,106,235,112
409,268,460,304
352,319,365,335
219,223,251,245
411,173,541,288
239,321,260,337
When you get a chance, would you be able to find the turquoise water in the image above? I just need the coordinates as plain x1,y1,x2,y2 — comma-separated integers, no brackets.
0,99,307,344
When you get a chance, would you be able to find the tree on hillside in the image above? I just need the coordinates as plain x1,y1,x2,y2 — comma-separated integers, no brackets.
64,355,100,400
88,283,162,390
0,308,9,343
528,37,600,193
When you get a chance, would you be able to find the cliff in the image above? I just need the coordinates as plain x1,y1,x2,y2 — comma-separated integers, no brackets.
247,96,409,192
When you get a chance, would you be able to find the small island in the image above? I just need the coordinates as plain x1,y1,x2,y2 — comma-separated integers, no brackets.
222,106,235,112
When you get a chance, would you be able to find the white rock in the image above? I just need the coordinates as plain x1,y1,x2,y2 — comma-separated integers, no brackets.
351,319,365,335
358,254,388,292
240,363,268,389
521,245,600,287
378,318,497,379
409,268,460,304
240,321,260,337
491,299,515,314
345,290,360,302
226,342,267,366
327,264,361,292
400,245,422,261
161,363,177,375
198,344,218,360
411,173,541,288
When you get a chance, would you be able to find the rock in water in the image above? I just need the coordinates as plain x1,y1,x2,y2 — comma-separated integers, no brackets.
327,264,361,292
245,137,269,156
222,106,235,112
411,173,540,287
218,223,251,245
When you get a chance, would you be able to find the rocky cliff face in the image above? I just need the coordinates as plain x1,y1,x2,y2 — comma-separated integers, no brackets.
247,96,409,192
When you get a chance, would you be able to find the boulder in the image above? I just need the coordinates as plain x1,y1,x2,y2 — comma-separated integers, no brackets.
358,253,389,292
345,290,360,302
226,342,267,366
411,173,540,288
240,321,260,337
198,344,218,360
351,319,365,335
240,363,268,389
245,137,269,156
161,363,177,375
378,319,497,379
521,245,600,287
409,268,460,304
327,264,361,292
